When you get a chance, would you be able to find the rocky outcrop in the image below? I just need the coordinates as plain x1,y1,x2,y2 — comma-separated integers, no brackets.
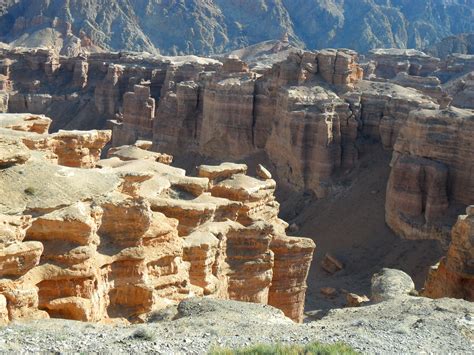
386,107,474,242
4,45,467,200
72,57,89,89
0,112,315,324
0,46,219,134
111,84,155,146
355,81,438,150
153,50,363,196
443,71,474,109
0,114,110,168
0,136,30,167
94,64,122,118
1,45,472,247
391,73,445,102
423,206,474,301
268,234,315,322
368,49,440,79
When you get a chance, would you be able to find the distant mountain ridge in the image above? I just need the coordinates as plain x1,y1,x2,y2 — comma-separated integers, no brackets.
0,0,473,55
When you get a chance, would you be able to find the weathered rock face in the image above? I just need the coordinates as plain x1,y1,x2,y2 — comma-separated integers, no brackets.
263,86,351,196
115,84,155,145
426,33,474,60
443,71,474,110
0,114,110,168
0,46,221,133
269,234,315,322
0,112,315,324
94,64,123,118
368,49,441,79
152,50,364,196
355,81,438,150
2,45,472,248
391,73,445,102
423,207,474,301
386,107,474,242
3,45,465,200
2,0,473,56
441,54,474,79
0,214,47,322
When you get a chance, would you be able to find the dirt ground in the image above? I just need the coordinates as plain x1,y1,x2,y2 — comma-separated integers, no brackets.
278,144,444,315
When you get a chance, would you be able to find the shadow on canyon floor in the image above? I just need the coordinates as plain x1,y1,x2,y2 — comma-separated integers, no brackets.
279,143,445,316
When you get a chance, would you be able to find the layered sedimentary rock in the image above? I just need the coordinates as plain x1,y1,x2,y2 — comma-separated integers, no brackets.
153,50,364,196
0,46,220,132
441,54,474,78
368,49,440,79
386,107,474,242
0,113,110,168
94,64,122,118
2,45,464,200
391,73,445,102
0,113,315,324
423,207,474,301
112,84,155,145
268,234,315,322
443,71,474,109
2,45,473,247
354,81,438,149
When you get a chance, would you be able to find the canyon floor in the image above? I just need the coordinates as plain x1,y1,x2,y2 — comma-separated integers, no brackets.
286,144,446,314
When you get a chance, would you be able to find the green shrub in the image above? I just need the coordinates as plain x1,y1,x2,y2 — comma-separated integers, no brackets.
24,187,36,195
132,327,155,341
209,342,358,355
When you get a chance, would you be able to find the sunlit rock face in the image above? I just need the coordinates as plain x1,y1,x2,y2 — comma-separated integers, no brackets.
151,50,363,196
4,45,460,203
3,45,473,250
423,207,474,301
0,113,315,324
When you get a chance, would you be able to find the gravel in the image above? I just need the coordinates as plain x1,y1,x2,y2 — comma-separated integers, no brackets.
0,297,472,354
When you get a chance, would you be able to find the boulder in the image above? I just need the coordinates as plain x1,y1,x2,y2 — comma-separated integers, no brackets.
371,268,415,302
256,164,272,180
346,293,370,307
321,253,344,274
0,137,30,167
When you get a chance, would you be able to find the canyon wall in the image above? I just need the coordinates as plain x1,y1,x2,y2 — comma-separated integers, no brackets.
385,107,474,243
1,45,473,255
0,113,315,324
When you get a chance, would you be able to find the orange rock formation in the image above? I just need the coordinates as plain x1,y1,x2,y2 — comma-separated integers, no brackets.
0,113,315,324
423,206,474,301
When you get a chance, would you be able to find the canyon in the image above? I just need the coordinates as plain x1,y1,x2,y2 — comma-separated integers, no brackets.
0,113,315,324
0,36,472,339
